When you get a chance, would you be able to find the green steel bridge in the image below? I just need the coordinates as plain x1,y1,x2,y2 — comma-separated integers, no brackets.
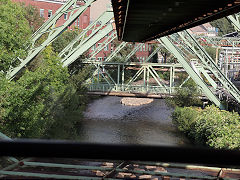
2,0,240,179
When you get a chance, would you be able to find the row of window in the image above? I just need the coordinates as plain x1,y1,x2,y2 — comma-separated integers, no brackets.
136,44,151,52
95,56,149,62
96,57,107,61
40,9,88,24
137,56,148,61
39,9,70,20
91,43,110,51
40,9,52,18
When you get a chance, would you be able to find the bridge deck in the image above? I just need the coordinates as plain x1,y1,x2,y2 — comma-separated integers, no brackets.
111,0,240,42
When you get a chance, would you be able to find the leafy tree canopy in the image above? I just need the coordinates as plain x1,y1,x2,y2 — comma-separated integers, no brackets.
0,0,31,72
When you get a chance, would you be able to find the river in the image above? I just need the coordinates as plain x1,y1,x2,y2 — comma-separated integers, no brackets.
79,96,190,146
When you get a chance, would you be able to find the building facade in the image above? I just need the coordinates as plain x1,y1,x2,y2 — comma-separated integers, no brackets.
13,0,90,29
190,23,218,37
13,0,152,62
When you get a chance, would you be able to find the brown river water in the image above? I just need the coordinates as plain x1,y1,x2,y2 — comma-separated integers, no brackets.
80,96,191,146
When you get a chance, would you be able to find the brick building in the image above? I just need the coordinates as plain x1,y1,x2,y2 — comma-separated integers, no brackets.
13,0,90,29
13,0,152,62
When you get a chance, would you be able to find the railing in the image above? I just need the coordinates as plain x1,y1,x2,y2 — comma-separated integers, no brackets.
88,83,183,95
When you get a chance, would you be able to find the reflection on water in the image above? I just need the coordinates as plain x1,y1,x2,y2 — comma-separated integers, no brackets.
78,96,190,146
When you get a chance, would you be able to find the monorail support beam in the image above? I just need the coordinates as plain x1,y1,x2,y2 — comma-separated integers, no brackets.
159,37,223,109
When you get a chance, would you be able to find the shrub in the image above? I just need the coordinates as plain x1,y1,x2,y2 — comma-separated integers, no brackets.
172,106,200,134
172,105,240,150
193,106,240,150
167,79,202,107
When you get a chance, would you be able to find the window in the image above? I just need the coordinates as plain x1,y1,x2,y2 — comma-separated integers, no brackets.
98,43,102,48
140,46,142,52
143,45,145,51
48,10,52,18
104,45,109,51
84,15,88,24
146,44,148,51
97,57,102,61
78,17,80,27
91,44,96,51
40,9,44,17
64,13,68,20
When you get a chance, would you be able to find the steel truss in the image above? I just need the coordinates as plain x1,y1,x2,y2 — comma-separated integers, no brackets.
173,30,240,106
7,0,97,79
85,61,197,97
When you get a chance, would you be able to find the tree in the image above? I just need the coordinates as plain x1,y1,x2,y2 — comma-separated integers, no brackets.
0,46,70,138
23,4,44,32
210,18,235,36
166,79,202,107
0,0,32,73
52,28,82,54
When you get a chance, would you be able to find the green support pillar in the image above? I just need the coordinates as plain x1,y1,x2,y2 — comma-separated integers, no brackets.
143,66,146,91
122,65,125,91
147,65,150,92
160,36,223,109
170,66,173,94
117,64,120,91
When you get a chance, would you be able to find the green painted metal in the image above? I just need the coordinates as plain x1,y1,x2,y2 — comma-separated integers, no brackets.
0,170,102,180
124,43,143,62
89,32,117,59
62,23,114,67
145,45,162,62
184,30,240,104
227,14,240,32
87,62,182,95
159,37,223,108
115,168,217,180
60,10,114,59
197,66,218,89
7,0,95,79
24,161,112,171
179,75,190,88
30,0,78,44
105,42,128,62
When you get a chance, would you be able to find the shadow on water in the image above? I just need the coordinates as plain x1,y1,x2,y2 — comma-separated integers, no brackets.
77,96,191,147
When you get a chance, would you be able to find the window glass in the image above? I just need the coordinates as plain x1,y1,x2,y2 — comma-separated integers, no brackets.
48,10,52,18
40,9,44,17
64,13,68,20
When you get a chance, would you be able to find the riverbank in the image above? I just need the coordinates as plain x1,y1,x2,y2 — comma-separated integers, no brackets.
172,106,240,149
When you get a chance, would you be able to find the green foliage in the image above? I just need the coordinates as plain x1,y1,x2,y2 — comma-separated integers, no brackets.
0,1,89,140
52,29,81,54
167,79,202,107
0,0,31,72
193,106,240,149
172,106,240,150
23,4,44,32
210,18,235,36
172,106,200,134
204,46,217,60
0,46,70,138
